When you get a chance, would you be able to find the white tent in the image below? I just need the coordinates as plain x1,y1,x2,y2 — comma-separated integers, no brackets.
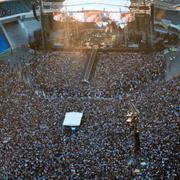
63,112,83,127
62,0,131,12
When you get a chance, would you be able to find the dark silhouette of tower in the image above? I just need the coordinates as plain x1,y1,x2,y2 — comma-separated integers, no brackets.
129,0,152,48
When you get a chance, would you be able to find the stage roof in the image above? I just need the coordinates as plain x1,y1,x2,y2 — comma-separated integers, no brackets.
63,0,131,12
63,112,83,127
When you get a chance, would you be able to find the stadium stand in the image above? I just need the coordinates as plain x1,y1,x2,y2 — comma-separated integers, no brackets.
0,6,6,18
24,0,39,10
156,0,180,5
165,10,180,25
3,21,28,49
163,0,180,4
0,0,30,18
155,8,180,25
24,0,33,10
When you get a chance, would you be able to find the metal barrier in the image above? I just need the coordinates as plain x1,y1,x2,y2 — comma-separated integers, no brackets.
83,46,98,83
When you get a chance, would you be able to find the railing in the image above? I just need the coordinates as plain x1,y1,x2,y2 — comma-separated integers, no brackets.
83,46,98,83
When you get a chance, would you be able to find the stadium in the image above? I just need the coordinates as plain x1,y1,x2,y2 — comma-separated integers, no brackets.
0,0,180,179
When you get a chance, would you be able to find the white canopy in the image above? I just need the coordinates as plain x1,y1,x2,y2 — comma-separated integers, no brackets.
63,112,83,127
62,0,130,12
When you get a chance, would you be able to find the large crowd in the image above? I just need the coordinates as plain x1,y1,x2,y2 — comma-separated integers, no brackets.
0,49,179,179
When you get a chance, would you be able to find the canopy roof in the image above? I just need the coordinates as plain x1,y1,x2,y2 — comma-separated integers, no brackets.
63,112,83,127
62,0,130,12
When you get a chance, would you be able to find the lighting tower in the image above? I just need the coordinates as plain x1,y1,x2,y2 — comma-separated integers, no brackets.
127,102,141,154
39,0,46,49
39,0,65,49
129,0,153,48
